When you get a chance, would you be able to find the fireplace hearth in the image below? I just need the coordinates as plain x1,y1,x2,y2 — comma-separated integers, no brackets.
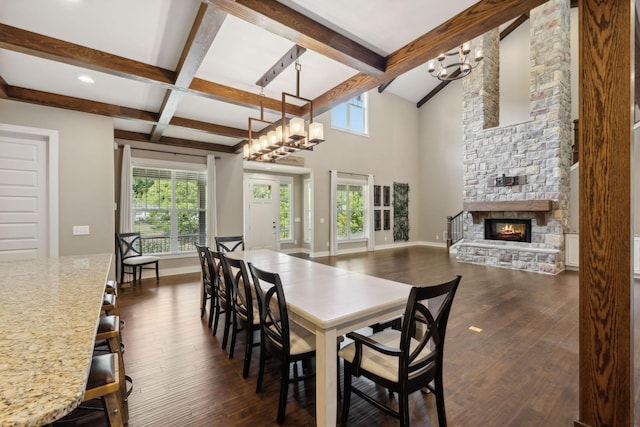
484,218,532,243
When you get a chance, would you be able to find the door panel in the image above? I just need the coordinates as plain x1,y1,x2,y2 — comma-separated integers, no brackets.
0,135,47,260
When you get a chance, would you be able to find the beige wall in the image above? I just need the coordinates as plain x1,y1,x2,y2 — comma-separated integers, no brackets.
418,81,464,244
0,99,115,256
302,89,421,254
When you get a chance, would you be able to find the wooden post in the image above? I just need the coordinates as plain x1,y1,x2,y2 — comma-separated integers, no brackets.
577,0,633,426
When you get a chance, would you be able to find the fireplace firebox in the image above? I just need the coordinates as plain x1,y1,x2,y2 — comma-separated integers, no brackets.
484,218,532,243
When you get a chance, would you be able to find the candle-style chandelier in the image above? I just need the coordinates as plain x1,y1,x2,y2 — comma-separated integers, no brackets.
243,59,324,162
427,43,483,81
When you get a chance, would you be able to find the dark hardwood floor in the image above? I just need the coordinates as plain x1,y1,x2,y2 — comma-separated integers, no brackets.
85,246,586,426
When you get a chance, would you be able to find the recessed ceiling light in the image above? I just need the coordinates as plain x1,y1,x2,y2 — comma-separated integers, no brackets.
77,75,94,84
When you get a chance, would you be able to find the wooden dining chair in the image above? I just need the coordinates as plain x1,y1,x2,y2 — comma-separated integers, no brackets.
339,276,462,427
219,253,261,378
208,249,232,349
248,263,316,424
196,244,216,328
115,232,159,287
215,235,245,253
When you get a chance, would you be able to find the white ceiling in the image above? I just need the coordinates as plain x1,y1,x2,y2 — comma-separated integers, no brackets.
0,0,515,151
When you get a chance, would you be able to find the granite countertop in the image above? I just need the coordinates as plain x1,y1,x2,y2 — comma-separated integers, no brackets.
0,253,111,427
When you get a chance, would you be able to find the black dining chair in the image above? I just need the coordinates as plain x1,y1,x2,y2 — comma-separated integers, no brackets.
115,232,159,287
215,235,245,253
248,263,316,424
339,276,462,427
196,244,216,328
219,253,261,378
209,249,232,349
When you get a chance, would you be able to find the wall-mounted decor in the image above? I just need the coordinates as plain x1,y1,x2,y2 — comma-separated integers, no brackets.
374,209,381,231
383,210,391,230
383,186,391,206
393,182,409,241
374,185,381,206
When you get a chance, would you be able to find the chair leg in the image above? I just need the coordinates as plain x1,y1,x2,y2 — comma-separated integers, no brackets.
228,312,238,359
399,391,409,427
103,390,125,427
276,360,290,424
242,327,254,378
208,294,215,328
434,376,447,427
221,301,231,350
155,261,159,281
256,337,266,393
212,295,221,336
341,363,352,423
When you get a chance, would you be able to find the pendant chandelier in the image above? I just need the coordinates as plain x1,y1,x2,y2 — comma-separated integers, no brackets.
427,43,483,81
243,60,324,162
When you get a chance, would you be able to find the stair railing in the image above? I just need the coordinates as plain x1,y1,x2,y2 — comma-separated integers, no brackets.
446,211,464,252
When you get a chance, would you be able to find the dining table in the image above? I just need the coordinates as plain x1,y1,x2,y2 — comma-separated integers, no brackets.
226,249,412,427
0,253,112,426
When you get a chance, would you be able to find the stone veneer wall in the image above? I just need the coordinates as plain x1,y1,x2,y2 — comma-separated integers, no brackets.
456,0,572,274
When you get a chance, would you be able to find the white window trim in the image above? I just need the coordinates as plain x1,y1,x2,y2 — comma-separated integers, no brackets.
335,176,370,242
279,178,294,243
130,157,208,256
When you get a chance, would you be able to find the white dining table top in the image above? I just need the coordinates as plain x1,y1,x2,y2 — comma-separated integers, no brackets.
0,253,111,427
226,249,412,334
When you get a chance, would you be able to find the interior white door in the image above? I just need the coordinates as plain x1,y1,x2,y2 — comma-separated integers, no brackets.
246,178,279,250
0,133,48,259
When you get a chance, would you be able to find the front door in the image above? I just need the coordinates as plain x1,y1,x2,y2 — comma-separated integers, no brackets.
246,177,279,250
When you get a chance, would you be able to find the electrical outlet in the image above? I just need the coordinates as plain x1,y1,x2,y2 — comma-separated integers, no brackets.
436,235,439,240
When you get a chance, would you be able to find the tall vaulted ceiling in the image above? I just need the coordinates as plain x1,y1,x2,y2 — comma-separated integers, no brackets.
1,0,580,153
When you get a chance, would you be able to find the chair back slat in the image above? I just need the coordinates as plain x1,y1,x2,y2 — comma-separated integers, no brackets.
248,263,289,355
220,253,254,322
215,235,245,253
400,276,461,377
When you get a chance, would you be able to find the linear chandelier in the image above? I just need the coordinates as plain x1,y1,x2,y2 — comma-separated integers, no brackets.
427,43,483,81
243,60,324,162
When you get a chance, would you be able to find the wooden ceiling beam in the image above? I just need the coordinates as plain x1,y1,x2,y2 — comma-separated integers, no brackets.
0,22,294,116
151,3,227,142
312,0,548,116
6,84,245,138
204,0,386,76
169,116,247,139
188,78,304,116
0,75,8,99
0,23,175,85
115,130,236,153
7,86,159,122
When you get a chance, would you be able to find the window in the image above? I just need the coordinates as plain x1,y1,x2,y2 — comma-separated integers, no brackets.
331,93,368,135
336,182,366,240
131,163,207,255
280,182,293,241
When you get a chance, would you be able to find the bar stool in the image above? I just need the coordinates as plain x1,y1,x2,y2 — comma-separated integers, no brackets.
102,292,120,317
84,353,124,427
105,279,118,296
95,315,130,423
52,353,124,427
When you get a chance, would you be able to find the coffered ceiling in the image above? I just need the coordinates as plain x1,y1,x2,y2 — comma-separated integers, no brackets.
0,0,553,153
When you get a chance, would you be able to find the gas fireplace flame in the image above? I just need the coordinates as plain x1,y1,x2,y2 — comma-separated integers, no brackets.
500,224,522,236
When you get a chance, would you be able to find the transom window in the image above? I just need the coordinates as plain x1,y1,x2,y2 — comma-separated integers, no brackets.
131,164,207,254
331,93,368,135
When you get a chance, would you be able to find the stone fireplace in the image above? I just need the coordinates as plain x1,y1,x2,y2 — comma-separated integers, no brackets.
455,0,572,275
